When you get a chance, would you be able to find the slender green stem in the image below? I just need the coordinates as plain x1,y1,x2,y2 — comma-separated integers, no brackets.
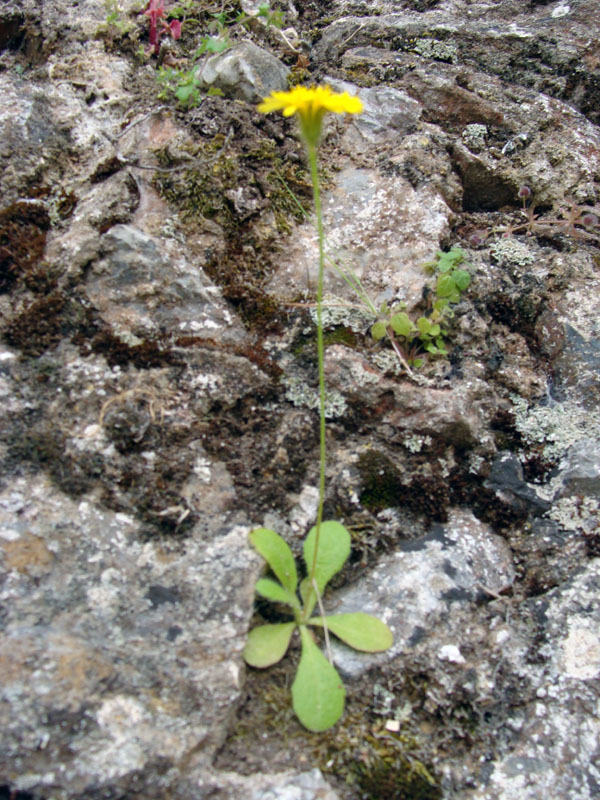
274,168,377,315
306,141,327,609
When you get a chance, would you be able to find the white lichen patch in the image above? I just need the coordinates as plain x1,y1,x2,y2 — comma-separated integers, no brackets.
462,124,488,153
489,238,536,270
370,349,403,375
511,395,600,461
548,496,599,534
561,623,600,680
282,376,347,418
438,644,466,664
189,372,221,395
413,38,458,63
308,297,373,332
402,434,432,453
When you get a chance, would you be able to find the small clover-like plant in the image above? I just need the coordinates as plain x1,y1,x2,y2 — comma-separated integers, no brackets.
371,246,471,366
244,524,393,732
423,245,472,303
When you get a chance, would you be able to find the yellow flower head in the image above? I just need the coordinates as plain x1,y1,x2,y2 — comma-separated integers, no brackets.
258,85,363,146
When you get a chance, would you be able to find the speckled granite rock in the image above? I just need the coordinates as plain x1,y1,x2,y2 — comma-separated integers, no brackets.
0,476,259,799
466,559,600,800
326,509,515,679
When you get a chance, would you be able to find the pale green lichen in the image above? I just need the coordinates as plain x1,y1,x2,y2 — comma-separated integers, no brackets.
403,434,432,453
308,298,373,333
348,360,380,387
490,239,536,270
461,124,488,154
413,38,458,63
548,496,599,534
511,395,600,461
371,350,403,376
283,376,347,418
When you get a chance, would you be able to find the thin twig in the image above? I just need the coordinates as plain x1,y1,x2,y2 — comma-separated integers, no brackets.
386,326,415,377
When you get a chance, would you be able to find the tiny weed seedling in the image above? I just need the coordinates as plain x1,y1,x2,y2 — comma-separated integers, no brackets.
468,186,600,247
141,0,181,55
248,87,393,731
156,65,223,106
244,524,392,731
104,0,135,35
371,247,471,367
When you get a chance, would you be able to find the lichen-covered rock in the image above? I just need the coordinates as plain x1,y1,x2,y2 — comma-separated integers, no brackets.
466,560,600,800
1,0,600,795
327,509,515,679
0,476,260,799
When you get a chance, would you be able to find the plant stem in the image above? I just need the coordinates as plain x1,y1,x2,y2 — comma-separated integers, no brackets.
306,141,327,603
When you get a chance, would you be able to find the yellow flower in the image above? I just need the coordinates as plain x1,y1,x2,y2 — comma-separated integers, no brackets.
258,85,362,146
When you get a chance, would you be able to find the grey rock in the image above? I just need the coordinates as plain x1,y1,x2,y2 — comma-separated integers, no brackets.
558,440,600,498
87,224,246,344
196,41,289,103
326,509,515,678
328,79,422,144
0,476,260,800
267,162,455,307
484,451,550,514
187,767,341,800
324,345,493,448
553,325,600,411
467,559,600,800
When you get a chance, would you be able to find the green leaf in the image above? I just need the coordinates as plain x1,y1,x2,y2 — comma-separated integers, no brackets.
243,622,296,668
429,323,441,337
436,274,457,298
255,578,300,610
390,312,413,338
416,317,432,335
303,521,351,597
371,321,387,341
412,358,424,368
206,36,229,53
453,268,471,291
292,626,345,731
310,613,393,652
436,247,464,273
175,84,196,103
249,528,298,594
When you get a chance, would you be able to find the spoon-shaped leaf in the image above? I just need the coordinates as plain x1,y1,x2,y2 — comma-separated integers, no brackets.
250,528,298,594
243,622,296,668
255,578,301,611
309,613,393,652
292,625,345,732
303,521,350,597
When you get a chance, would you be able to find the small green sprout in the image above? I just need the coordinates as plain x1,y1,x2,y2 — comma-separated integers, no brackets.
371,246,471,365
245,524,392,732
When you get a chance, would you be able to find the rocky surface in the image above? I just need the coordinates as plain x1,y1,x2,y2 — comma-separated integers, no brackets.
1,0,599,799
